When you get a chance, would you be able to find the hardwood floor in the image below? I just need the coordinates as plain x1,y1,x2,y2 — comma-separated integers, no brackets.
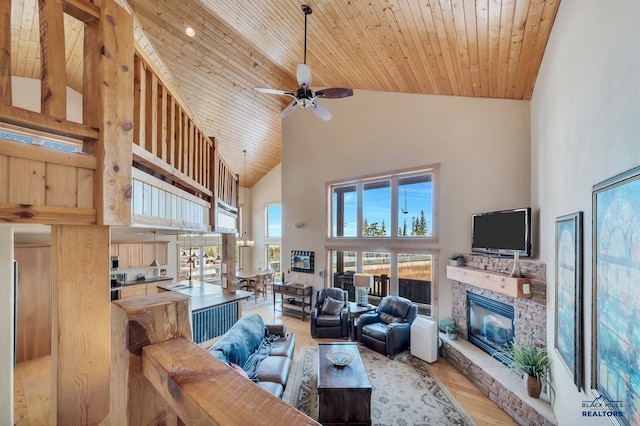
13,297,515,425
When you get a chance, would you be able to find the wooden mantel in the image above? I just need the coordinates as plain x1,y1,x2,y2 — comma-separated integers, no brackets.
446,265,532,299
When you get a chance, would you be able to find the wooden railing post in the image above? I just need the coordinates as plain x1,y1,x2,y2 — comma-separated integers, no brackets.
111,292,192,425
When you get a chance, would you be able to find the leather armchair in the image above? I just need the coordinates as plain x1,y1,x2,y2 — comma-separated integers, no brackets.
310,288,349,339
358,295,418,356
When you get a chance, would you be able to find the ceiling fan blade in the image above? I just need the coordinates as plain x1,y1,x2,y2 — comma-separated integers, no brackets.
311,101,332,121
280,99,299,119
255,87,295,98
296,63,312,89
315,87,354,99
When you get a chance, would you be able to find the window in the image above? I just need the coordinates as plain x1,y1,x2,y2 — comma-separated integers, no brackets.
266,203,282,238
363,181,391,237
329,165,437,240
332,184,357,237
178,234,222,282
266,244,281,277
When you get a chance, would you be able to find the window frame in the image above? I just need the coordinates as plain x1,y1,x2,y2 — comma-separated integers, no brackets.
327,164,439,243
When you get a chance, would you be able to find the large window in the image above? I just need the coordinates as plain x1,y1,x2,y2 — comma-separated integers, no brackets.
266,203,282,238
329,165,437,240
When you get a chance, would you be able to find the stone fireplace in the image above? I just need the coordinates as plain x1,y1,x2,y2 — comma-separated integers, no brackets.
442,254,555,425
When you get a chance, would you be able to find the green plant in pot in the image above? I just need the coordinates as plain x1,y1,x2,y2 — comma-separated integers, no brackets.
444,323,459,340
449,253,463,266
505,339,551,399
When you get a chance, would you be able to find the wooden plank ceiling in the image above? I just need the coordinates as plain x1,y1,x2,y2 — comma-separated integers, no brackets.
10,0,561,187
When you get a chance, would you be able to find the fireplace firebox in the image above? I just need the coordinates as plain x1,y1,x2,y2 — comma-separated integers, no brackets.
467,292,514,366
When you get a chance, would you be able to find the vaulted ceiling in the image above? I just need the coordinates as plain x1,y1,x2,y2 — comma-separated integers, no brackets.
10,0,561,186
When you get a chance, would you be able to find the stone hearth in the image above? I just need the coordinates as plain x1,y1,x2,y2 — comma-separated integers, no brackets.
443,254,556,426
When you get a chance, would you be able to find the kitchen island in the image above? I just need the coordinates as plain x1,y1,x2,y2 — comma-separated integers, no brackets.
158,281,252,344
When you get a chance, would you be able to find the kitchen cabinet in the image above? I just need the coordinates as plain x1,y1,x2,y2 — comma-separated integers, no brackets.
128,244,143,269
112,242,169,269
118,243,130,269
120,283,147,299
14,244,51,363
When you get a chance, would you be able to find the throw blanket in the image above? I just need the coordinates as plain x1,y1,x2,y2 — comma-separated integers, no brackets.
208,314,281,381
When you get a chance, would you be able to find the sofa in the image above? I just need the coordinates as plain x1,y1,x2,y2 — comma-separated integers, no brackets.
358,295,418,356
208,314,296,398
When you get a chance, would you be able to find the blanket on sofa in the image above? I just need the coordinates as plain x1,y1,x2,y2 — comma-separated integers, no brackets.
209,314,279,381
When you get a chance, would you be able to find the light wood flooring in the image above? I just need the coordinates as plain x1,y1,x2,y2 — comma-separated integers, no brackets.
13,296,516,425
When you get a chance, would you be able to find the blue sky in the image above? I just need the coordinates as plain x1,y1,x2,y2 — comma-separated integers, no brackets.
338,181,433,236
267,204,281,237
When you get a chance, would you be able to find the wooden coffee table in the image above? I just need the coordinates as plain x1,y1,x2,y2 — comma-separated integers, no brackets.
317,342,372,425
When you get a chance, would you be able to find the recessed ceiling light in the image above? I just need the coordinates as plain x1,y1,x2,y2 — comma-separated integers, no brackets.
185,27,195,37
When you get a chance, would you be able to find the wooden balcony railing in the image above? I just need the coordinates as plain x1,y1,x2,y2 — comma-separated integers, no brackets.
1,0,133,226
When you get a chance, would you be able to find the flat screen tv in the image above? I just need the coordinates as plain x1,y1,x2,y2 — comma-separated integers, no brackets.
471,207,531,257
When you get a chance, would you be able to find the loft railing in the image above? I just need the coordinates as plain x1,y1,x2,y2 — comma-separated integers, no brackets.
0,0,133,226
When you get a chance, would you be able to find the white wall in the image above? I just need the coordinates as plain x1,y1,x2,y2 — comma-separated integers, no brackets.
281,90,530,320
12,76,83,123
249,163,282,270
531,0,640,424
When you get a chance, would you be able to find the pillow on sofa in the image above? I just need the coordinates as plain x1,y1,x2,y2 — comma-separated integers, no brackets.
321,296,343,316
380,312,404,324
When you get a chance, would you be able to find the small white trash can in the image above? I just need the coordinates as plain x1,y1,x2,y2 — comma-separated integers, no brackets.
410,316,438,363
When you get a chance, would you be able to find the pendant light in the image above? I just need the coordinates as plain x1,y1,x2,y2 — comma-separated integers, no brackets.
237,149,255,248
150,231,160,267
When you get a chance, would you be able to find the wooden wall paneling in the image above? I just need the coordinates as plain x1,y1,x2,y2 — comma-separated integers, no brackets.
14,245,51,363
181,113,188,175
45,163,77,207
0,155,8,202
167,93,175,167
110,293,191,425
142,181,151,216
0,1,11,105
158,83,167,162
9,157,45,205
82,0,133,226
174,107,182,173
151,185,159,217
76,167,94,209
38,0,67,121
133,54,145,147
144,68,157,155
51,225,110,424
158,186,165,219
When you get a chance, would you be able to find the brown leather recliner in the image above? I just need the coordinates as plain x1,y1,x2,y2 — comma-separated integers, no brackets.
310,288,349,339
358,295,418,356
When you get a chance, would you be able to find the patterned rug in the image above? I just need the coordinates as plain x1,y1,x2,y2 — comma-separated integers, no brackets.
287,345,476,426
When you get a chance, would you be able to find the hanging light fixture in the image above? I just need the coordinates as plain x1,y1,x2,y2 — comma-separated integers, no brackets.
237,149,255,248
150,231,160,267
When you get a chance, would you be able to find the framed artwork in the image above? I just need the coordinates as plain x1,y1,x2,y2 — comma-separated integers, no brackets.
555,211,583,391
291,250,314,274
593,165,640,425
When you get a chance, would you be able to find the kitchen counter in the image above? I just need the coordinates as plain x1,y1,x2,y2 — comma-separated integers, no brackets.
124,276,173,286
157,281,251,312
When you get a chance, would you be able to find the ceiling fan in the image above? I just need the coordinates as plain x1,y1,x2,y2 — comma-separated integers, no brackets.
255,4,353,121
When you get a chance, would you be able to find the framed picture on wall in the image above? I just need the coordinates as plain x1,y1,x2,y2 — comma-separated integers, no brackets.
291,250,314,274
592,165,640,424
555,211,583,391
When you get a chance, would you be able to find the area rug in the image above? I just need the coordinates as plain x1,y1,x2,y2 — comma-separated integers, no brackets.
286,345,476,426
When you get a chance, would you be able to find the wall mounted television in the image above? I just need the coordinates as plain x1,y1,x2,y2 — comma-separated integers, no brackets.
471,207,531,257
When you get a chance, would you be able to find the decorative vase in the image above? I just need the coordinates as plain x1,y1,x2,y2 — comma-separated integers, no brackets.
356,287,369,307
510,251,522,278
525,375,542,398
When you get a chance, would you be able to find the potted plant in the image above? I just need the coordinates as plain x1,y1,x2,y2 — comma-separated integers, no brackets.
505,339,551,399
449,253,463,266
444,323,459,340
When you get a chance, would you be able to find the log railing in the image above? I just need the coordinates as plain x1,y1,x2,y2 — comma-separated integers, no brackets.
1,0,133,226
113,292,317,425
